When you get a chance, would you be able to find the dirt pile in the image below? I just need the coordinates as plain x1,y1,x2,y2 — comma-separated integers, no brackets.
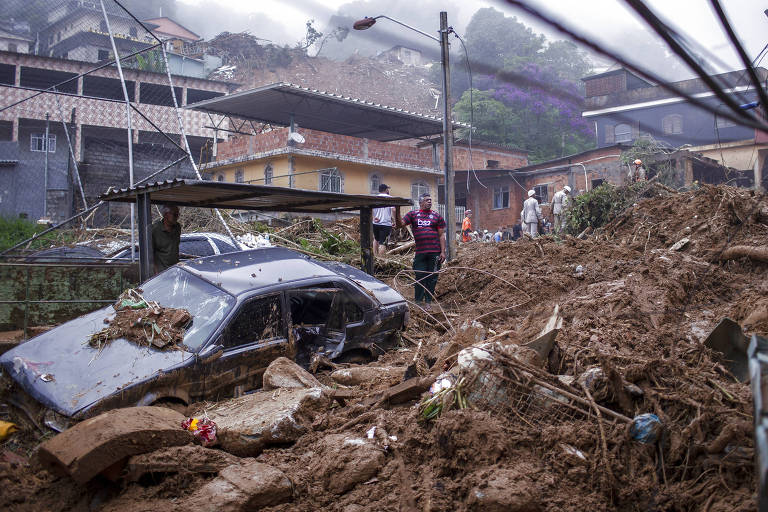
1,184,765,511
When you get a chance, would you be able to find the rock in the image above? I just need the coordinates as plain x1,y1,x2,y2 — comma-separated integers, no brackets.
183,460,292,511
310,434,386,494
202,387,329,457
125,444,242,482
263,356,323,390
669,237,690,251
467,467,542,511
330,366,405,386
36,406,192,485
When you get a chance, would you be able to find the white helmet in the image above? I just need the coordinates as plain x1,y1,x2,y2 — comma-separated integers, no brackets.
527,190,535,197
563,185,571,193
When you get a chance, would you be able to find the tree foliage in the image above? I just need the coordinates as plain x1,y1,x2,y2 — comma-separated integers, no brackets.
563,182,646,234
453,7,595,163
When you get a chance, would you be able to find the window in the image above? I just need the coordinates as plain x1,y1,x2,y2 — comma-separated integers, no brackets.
591,178,605,189
492,185,509,209
486,159,500,169
30,133,56,153
264,163,273,185
217,174,224,182
97,49,110,61
320,168,343,192
411,181,429,207
180,238,215,257
604,124,615,144
662,114,683,135
716,116,735,129
614,123,632,143
534,184,549,204
234,168,244,183
129,27,138,38
370,173,380,194
227,294,283,348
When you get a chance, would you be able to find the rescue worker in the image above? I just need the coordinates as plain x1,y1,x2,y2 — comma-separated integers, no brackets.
628,159,647,183
461,209,473,243
551,185,571,233
521,190,543,237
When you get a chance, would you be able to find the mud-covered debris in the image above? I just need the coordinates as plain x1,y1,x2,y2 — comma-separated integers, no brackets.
88,289,191,351
263,356,324,390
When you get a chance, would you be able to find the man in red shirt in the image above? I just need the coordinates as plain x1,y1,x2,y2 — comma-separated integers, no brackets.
395,192,447,307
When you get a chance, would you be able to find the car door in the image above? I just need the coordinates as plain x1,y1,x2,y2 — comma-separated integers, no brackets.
198,292,292,400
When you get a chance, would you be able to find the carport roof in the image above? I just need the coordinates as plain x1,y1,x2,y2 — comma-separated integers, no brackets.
100,179,412,213
185,82,468,141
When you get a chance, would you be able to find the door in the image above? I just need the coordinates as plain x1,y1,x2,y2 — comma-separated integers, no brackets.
287,286,348,366
199,292,290,400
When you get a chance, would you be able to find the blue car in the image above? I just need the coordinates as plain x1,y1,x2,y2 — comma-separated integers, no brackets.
0,247,408,431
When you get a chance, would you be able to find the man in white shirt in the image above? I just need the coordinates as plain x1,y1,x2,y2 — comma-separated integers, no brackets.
551,185,571,233
521,190,543,237
373,183,394,256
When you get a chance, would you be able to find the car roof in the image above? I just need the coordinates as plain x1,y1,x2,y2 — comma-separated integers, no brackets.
180,246,337,295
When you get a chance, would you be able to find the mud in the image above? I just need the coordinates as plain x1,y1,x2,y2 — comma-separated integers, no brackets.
1,184,765,511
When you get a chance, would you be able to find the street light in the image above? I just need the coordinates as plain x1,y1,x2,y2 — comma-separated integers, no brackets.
353,12,456,261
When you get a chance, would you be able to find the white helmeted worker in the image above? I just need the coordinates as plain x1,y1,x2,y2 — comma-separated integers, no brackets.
551,185,571,233
521,189,543,237
628,159,647,183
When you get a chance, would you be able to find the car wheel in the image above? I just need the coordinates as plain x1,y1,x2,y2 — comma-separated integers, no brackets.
151,398,188,416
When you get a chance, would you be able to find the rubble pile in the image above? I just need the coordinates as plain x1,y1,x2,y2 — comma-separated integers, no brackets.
0,185,766,511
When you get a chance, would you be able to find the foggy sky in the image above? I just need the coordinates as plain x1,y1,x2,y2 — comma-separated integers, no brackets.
171,0,767,82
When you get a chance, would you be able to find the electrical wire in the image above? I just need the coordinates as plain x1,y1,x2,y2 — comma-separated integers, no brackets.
502,0,768,133
453,31,487,191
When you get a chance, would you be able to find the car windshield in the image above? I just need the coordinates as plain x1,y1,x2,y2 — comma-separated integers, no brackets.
140,267,235,351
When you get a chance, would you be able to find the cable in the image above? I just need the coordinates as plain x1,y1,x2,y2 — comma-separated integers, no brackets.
622,0,760,125
502,0,768,133
453,31,487,191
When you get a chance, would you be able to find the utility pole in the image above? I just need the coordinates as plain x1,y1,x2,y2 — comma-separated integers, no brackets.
43,112,49,219
440,11,456,261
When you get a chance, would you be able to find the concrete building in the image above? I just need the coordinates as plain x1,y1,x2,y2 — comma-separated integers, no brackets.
582,67,766,149
0,50,235,222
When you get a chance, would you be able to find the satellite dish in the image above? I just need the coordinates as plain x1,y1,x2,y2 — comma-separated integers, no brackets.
288,131,305,144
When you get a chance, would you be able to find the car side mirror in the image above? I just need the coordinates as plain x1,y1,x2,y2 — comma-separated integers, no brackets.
198,343,223,364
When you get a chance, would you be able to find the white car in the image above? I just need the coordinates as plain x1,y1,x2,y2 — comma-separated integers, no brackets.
107,232,246,261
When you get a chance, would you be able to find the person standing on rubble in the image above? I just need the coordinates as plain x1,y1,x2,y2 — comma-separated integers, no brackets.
628,159,647,183
372,183,394,258
521,190,543,237
551,185,571,233
461,209,473,243
152,204,181,274
395,193,446,308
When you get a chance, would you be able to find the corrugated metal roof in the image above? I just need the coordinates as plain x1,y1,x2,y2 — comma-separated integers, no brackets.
100,179,412,213
185,82,469,142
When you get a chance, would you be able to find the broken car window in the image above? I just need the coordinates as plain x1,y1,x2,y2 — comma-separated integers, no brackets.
226,294,284,348
140,267,234,351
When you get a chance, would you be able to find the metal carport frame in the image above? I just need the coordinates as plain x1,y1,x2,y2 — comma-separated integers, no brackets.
101,179,412,281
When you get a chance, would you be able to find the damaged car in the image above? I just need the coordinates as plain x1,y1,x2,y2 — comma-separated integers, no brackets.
0,247,408,430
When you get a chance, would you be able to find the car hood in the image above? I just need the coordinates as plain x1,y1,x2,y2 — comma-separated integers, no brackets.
0,307,194,417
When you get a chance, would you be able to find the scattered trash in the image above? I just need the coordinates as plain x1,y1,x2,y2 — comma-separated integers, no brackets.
419,376,468,421
40,373,54,382
703,318,750,382
237,232,272,248
630,413,663,444
366,426,376,439
0,420,18,441
574,264,585,279
182,416,218,446
560,443,587,462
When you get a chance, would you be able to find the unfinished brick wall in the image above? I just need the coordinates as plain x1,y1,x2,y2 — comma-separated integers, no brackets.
585,73,626,98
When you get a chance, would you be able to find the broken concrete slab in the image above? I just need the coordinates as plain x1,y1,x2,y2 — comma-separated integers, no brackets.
524,304,562,361
309,433,386,494
183,460,292,511
330,366,406,386
36,406,192,484
125,444,242,482
202,387,330,457
263,356,323,390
